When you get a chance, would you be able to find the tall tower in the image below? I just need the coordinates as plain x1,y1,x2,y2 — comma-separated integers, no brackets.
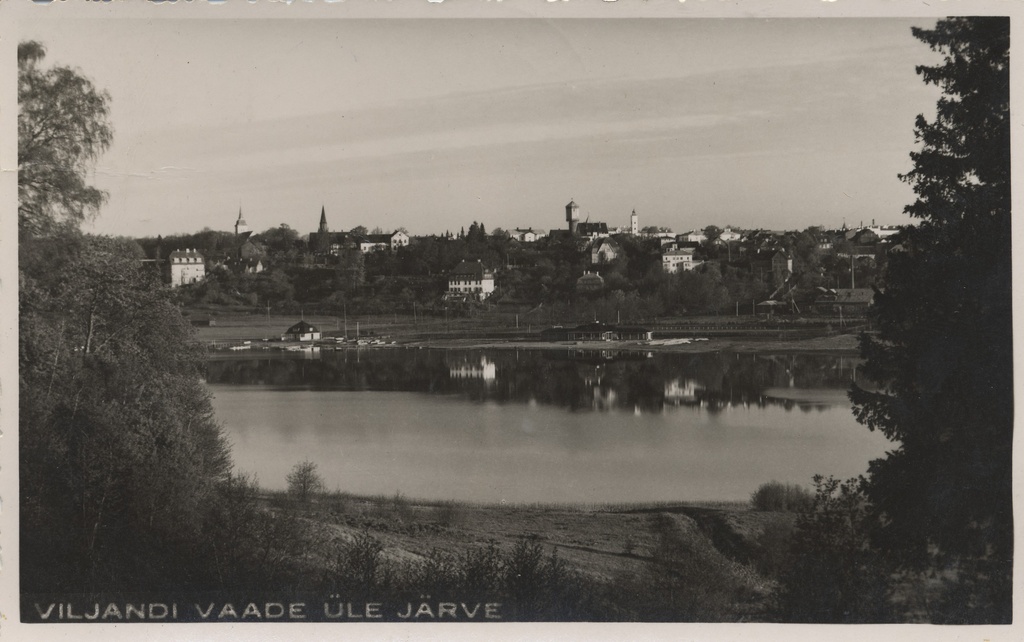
313,205,330,254
234,207,249,235
630,209,638,235
566,199,580,235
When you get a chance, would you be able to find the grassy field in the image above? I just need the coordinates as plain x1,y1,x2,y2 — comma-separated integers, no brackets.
248,489,944,622
263,491,796,621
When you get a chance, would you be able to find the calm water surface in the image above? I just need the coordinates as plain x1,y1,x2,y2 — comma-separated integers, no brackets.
208,348,890,504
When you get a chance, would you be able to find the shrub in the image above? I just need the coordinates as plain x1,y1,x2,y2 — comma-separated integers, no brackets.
751,481,815,512
775,475,893,623
390,491,413,522
325,530,390,595
500,536,582,620
286,460,325,503
407,550,460,594
502,536,546,611
460,541,503,594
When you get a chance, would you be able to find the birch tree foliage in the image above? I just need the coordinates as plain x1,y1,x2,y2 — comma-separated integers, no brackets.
18,40,113,239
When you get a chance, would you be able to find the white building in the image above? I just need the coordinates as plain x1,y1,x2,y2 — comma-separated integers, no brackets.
359,231,409,253
718,227,742,243
447,260,495,300
662,248,701,274
512,228,541,242
866,224,902,239
389,230,410,250
168,249,206,287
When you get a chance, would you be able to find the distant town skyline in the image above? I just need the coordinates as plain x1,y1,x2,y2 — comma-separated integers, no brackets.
18,17,943,239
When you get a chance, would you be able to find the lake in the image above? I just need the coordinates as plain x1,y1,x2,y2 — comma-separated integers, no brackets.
207,347,891,504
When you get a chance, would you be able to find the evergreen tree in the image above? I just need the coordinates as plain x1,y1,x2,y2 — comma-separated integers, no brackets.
850,17,1011,622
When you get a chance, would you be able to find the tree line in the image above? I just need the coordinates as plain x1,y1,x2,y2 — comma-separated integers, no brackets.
139,218,887,320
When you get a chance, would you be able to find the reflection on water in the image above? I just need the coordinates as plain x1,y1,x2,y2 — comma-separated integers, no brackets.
206,348,868,414
207,348,886,503
664,378,703,404
448,355,497,383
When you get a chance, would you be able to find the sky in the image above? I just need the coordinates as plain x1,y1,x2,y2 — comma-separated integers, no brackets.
16,16,944,239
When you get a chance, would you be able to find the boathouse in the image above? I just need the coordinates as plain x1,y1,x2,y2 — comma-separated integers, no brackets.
283,320,322,342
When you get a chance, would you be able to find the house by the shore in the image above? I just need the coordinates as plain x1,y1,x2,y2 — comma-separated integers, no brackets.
283,320,322,341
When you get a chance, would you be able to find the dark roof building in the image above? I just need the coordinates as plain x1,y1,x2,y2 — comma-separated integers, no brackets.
283,320,322,341
286,320,318,333
576,272,605,293
450,260,487,279
577,222,609,238
448,260,496,300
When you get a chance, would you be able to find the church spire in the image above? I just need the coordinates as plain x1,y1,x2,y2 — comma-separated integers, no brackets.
234,206,249,235
318,205,328,233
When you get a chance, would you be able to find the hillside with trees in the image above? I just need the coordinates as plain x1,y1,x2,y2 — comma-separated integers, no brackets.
18,40,288,595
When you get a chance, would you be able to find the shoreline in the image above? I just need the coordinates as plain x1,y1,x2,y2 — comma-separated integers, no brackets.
393,333,861,354
203,333,863,355
261,488,752,514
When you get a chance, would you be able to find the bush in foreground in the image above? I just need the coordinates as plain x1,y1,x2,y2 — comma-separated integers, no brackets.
775,476,893,623
750,481,814,513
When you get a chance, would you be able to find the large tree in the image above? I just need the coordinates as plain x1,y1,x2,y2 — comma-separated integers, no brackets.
850,17,1011,623
17,41,258,594
18,40,113,239
20,235,234,591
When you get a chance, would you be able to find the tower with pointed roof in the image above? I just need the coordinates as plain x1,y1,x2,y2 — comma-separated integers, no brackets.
311,205,332,254
235,207,249,235
630,209,638,235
